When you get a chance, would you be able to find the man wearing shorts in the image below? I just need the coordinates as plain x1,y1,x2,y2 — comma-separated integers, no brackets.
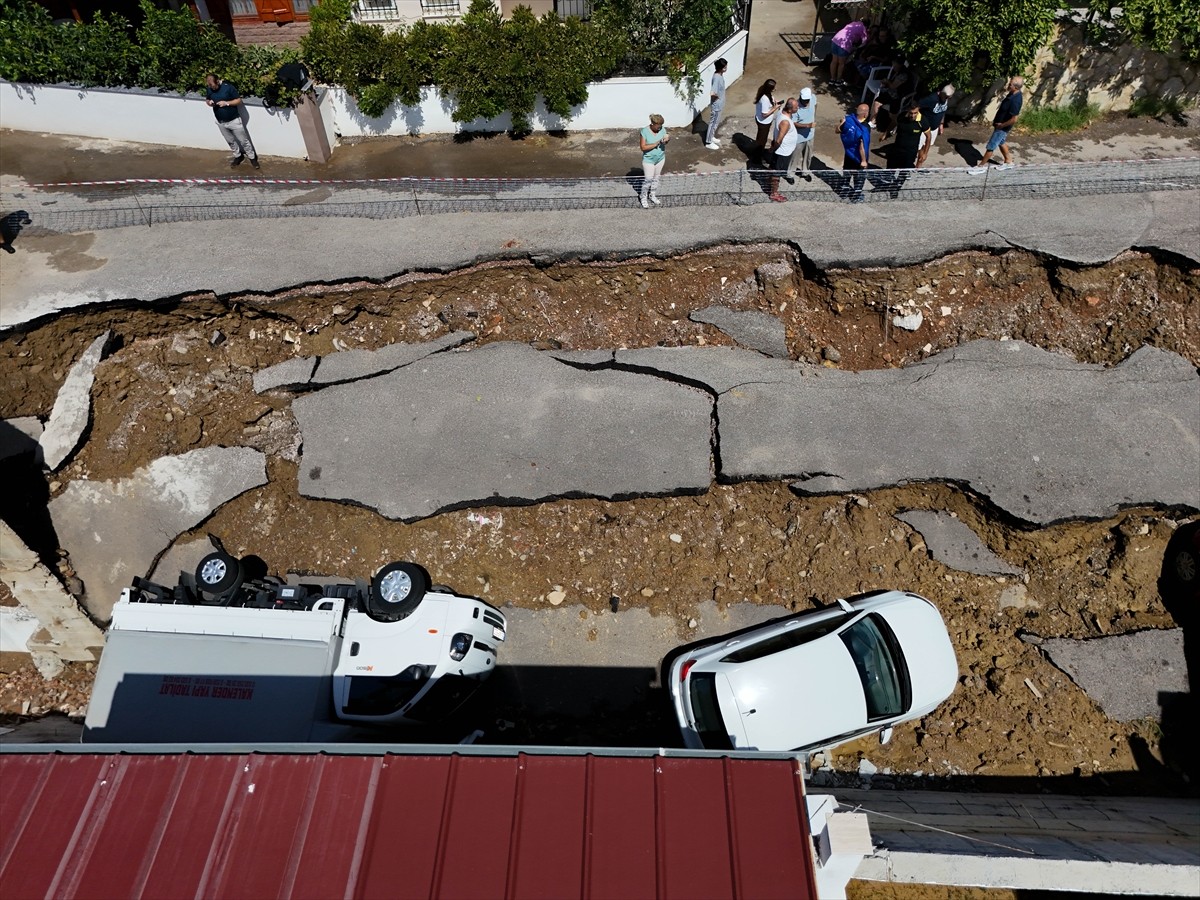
916,83,954,166
970,77,1024,172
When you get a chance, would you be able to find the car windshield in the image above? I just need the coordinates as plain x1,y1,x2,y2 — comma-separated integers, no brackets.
721,613,849,663
689,672,734,750
839,614,911,721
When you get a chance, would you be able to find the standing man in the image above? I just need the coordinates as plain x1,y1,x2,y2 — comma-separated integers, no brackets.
205,73,259,170
969,76,1024,173
916,83,954,167
766,98,798,202
786,86,816,182
837,102,871,203
705,58,728,150
887,102,924,196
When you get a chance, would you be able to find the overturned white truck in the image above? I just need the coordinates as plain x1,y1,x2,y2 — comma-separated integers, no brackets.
84,538,508,743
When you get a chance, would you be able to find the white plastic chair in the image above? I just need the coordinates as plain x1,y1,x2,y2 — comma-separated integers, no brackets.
861,65,890,104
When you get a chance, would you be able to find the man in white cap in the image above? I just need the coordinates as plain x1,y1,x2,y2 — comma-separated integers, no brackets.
916,83,954,167
785,86,817,182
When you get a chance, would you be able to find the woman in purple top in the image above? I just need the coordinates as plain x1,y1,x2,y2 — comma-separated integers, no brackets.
829,18,869,85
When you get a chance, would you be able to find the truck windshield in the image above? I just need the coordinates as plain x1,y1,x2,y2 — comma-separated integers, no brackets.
689,672,734,750
344,665,430,716
406,674,479,722
839,614,911,721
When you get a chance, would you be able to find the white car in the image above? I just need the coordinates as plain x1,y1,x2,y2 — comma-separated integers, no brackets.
666,590,958,753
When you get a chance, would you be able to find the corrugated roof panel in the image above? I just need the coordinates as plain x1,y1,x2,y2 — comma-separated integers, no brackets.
287,754,381,900
0,750,817,900
208,754,330,900
357,754,450,900
725,758,816,899
0,754,106,899
138,754,247,899
65,756,190,900
656,757,735,900
507,754,588,899
433,755,520,900
583,756,658,900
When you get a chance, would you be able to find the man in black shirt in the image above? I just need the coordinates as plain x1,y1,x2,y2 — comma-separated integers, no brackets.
916,84,954,167
887,103,925,195
970,77,1024,172
205,74,259,169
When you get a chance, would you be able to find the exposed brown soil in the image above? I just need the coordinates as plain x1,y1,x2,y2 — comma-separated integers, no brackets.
0,243,1196,788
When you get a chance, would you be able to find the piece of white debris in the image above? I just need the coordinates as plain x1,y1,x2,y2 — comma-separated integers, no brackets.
669,533,683,543
940,305,953,316
1024,677,1044,700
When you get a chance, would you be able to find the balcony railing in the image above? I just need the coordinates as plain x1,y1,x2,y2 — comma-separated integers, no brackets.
352,0,460,22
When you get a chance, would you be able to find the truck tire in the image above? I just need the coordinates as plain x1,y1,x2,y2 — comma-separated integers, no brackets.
369,561,428,622
195,551,243,596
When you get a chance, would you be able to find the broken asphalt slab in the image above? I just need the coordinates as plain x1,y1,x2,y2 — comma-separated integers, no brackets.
689,306,788,359
895,510,1025,578
291,339,1197,525
723,341,1200,524
253,331,476,393
1040,629,1189,722
48,446,267,620
3,190,1198,330
38,331,110,470
293,341,714,521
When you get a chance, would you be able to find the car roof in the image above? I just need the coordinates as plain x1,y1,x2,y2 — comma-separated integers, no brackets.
719,633,867,751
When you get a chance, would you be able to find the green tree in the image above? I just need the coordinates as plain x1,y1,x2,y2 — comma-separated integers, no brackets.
1086,0,1200,61
592,0,733,97
883,0,1058,90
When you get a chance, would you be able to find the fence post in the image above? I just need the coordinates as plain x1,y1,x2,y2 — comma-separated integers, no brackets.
132,188,151,228
410,178,421,216
980,166,990,202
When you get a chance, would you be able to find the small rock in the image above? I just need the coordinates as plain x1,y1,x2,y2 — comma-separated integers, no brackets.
610,595,620,613
940,306,952,317
688,618,698,629
669,533,682,543
855,496,869,508
915,285,933,295
858,758,878,776
210,330,226,347
892,310,924,331
822,347,841,363
546,589,566,606
641,587,655,597
1085,295,1102,306
65,575,84,596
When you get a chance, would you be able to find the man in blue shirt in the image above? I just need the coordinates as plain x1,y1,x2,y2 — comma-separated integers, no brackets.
837,103,871,203
205,73,259,169
970,76,1024,173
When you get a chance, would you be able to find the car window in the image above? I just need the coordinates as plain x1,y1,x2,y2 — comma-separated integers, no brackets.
839,614,911,721
721,613,850,663
689,672,734,750
344,665,429,715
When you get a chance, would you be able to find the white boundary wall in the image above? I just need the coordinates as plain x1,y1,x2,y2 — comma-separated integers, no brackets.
329,30,748,136
0,29,746,152
0,81,326,159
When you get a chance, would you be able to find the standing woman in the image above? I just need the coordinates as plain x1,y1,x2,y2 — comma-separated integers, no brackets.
638,113,670,209
753,79,782,166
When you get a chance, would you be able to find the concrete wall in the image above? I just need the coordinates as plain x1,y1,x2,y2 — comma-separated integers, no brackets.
329,28,748,136
0,81,327,160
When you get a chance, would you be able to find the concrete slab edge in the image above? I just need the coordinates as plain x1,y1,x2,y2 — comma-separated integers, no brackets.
854,851,1200,895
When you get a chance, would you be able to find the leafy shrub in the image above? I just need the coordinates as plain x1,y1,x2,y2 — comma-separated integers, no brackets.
0,0,298,101
303,0,624,131
1128,95,1188,120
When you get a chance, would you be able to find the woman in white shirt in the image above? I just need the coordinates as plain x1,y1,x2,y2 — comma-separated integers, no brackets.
753,79,782,167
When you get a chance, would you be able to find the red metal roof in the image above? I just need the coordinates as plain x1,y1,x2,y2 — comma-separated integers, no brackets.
0,751,817,899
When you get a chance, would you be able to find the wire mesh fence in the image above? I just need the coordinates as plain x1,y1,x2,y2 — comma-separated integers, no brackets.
3,157,1197,235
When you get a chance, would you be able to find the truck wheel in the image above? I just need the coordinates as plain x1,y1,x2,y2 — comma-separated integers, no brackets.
369,561,428,622
195,551,243,595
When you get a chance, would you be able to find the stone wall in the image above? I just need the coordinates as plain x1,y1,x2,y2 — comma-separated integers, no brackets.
953,16,1200,120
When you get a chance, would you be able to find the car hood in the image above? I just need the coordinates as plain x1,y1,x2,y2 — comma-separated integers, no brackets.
721,636,866,752
877,596,959,713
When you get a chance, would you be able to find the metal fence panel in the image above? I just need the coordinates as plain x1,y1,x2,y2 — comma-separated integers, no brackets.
2,159,1197,235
